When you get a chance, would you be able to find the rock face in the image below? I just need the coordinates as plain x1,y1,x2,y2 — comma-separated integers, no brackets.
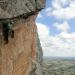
0,0,45,19
0,0,45,75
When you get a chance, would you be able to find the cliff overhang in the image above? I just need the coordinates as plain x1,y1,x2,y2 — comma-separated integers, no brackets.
0,0,45,19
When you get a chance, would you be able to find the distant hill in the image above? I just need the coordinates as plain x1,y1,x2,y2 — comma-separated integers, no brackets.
43,56,75,75
43,56,75,61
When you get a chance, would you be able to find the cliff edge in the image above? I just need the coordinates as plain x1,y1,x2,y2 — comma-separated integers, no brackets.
0,0,45,75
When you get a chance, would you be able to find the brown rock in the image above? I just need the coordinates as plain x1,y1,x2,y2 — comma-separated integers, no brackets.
0,0,45,75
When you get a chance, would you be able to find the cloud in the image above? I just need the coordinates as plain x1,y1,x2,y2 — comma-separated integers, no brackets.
44,7,53,16
52,6,75,19
46,0,75,20
45,7,52,12
37,13,43,18
36,22,75,57
52,0,70,9
53,21,70,31
52,0,62,9
36,22,49,38
59,32,75,40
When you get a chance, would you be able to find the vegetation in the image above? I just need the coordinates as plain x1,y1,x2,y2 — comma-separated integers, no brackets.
43,57,75,75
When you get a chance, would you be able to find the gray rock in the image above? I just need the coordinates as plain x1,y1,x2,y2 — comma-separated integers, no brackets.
0,0,45,19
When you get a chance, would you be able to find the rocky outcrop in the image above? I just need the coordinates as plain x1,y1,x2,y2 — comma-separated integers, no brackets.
0,0,45,75
0,0,45,19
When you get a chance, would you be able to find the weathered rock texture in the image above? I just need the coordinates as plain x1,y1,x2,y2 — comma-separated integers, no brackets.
0,0,45,19
0,0,45,75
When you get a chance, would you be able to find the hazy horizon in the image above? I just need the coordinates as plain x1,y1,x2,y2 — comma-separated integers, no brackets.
43,56,75,58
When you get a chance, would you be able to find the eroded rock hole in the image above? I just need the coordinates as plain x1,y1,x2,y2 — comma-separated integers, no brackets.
2,21,14,44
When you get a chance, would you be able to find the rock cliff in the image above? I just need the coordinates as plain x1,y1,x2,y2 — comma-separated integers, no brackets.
0,0,45,75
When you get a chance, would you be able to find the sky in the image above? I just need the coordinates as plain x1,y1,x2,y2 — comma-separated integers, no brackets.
36,0,75,57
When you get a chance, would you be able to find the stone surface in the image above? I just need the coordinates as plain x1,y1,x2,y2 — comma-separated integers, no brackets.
0,15,43,75
0,0,45,75
0,0,45,19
